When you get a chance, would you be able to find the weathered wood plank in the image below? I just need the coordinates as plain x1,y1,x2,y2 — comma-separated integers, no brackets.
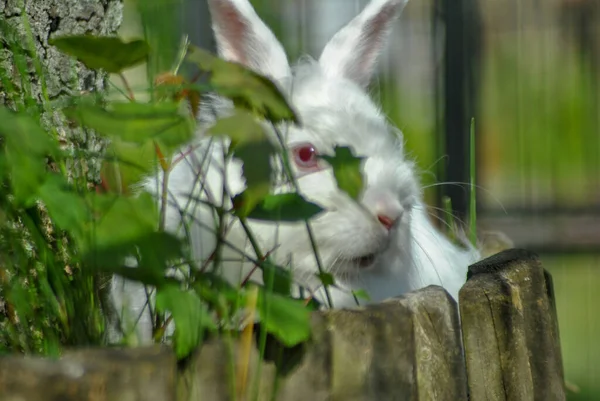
179,285,465,401
0,346,176,401
0,259,568,401
459,248,566,401
402,286,468,401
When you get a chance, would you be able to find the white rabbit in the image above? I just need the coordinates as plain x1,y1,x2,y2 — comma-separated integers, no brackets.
109,0,481,344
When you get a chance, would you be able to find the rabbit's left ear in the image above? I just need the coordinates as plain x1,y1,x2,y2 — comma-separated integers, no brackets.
318,0,408,88
207,0,291,80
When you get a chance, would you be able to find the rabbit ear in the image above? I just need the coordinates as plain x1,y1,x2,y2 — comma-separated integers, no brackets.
207,0,291,80
318,0,408,88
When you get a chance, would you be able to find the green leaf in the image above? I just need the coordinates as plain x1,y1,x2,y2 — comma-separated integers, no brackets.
261,262,292,296
237,193,324,222
92,261,166,288
208,110,276,216
65,101,195,153
233,141,275,216
0,108,59,204
6,281,33,322
257,327,307,377
320,147,364,200
193,272,244,309
49,35,150,74
316,272,335,287
186,45,299,124
156,285,217,359
136,0,181,78
82,231,183,287
101,139,157,192
86,192,158,251
65,101,195,190
352,289,371,301
37,176,91,243
207,110,267,148
257,289,311,347
82,193,185,284
235,142,274,184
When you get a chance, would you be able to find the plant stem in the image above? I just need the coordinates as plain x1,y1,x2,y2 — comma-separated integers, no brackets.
442,196,456,242
469,117,477,247
171,35,190,76
270,124,334,308
220,304,238,401
251,270,274,401
119,72,135,101
159,169,170,233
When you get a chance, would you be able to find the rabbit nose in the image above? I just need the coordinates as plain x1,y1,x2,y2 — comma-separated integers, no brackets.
377,214,397,231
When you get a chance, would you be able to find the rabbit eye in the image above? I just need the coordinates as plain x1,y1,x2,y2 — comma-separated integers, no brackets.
291,143,319,170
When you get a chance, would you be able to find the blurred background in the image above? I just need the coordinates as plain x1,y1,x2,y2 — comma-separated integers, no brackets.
118,0,600,398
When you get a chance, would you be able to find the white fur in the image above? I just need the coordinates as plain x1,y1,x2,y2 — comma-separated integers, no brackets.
109,0,480,344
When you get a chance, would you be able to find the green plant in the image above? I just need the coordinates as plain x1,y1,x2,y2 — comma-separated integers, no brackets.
50,35,335,359
1,11,481,401
1,10,371,392
0,18,107,355
1,20,373,367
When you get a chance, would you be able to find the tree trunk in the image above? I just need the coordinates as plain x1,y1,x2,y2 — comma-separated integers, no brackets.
1,0,122,177
0,0,123,353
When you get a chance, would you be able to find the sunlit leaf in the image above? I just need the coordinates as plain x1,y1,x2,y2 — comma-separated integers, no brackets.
255,325,307,378
207,110,267,148
320,147,364,200
64,101,194,153
136,0,180,76
156,284,217,359
186,45,299,124
237,192,324,222
257,288,311,347
49,35,149,74
65,101,194,191
352,289,371,301
101,139,157,192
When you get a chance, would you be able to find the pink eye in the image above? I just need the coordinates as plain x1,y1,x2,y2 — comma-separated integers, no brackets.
291,143,319,170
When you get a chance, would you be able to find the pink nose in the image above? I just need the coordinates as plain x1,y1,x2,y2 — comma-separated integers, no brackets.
377,214,397,231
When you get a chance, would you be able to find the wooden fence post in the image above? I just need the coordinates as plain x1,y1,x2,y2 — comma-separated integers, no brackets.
459,248,566,401
178,285,466,401
0,249,569,401
0,346,176,401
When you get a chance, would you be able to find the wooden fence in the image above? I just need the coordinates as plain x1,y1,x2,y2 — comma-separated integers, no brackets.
0,249,566,401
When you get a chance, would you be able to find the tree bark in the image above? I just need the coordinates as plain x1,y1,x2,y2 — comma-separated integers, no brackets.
0,0,123,352
0,0,122,181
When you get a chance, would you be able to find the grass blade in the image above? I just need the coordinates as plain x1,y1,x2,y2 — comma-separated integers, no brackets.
469,117,477,247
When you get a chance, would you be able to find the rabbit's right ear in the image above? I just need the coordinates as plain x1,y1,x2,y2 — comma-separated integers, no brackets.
207,0,291,80
318,0,408,88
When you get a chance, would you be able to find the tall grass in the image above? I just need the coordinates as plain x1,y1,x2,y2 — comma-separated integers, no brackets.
0,12,106,356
